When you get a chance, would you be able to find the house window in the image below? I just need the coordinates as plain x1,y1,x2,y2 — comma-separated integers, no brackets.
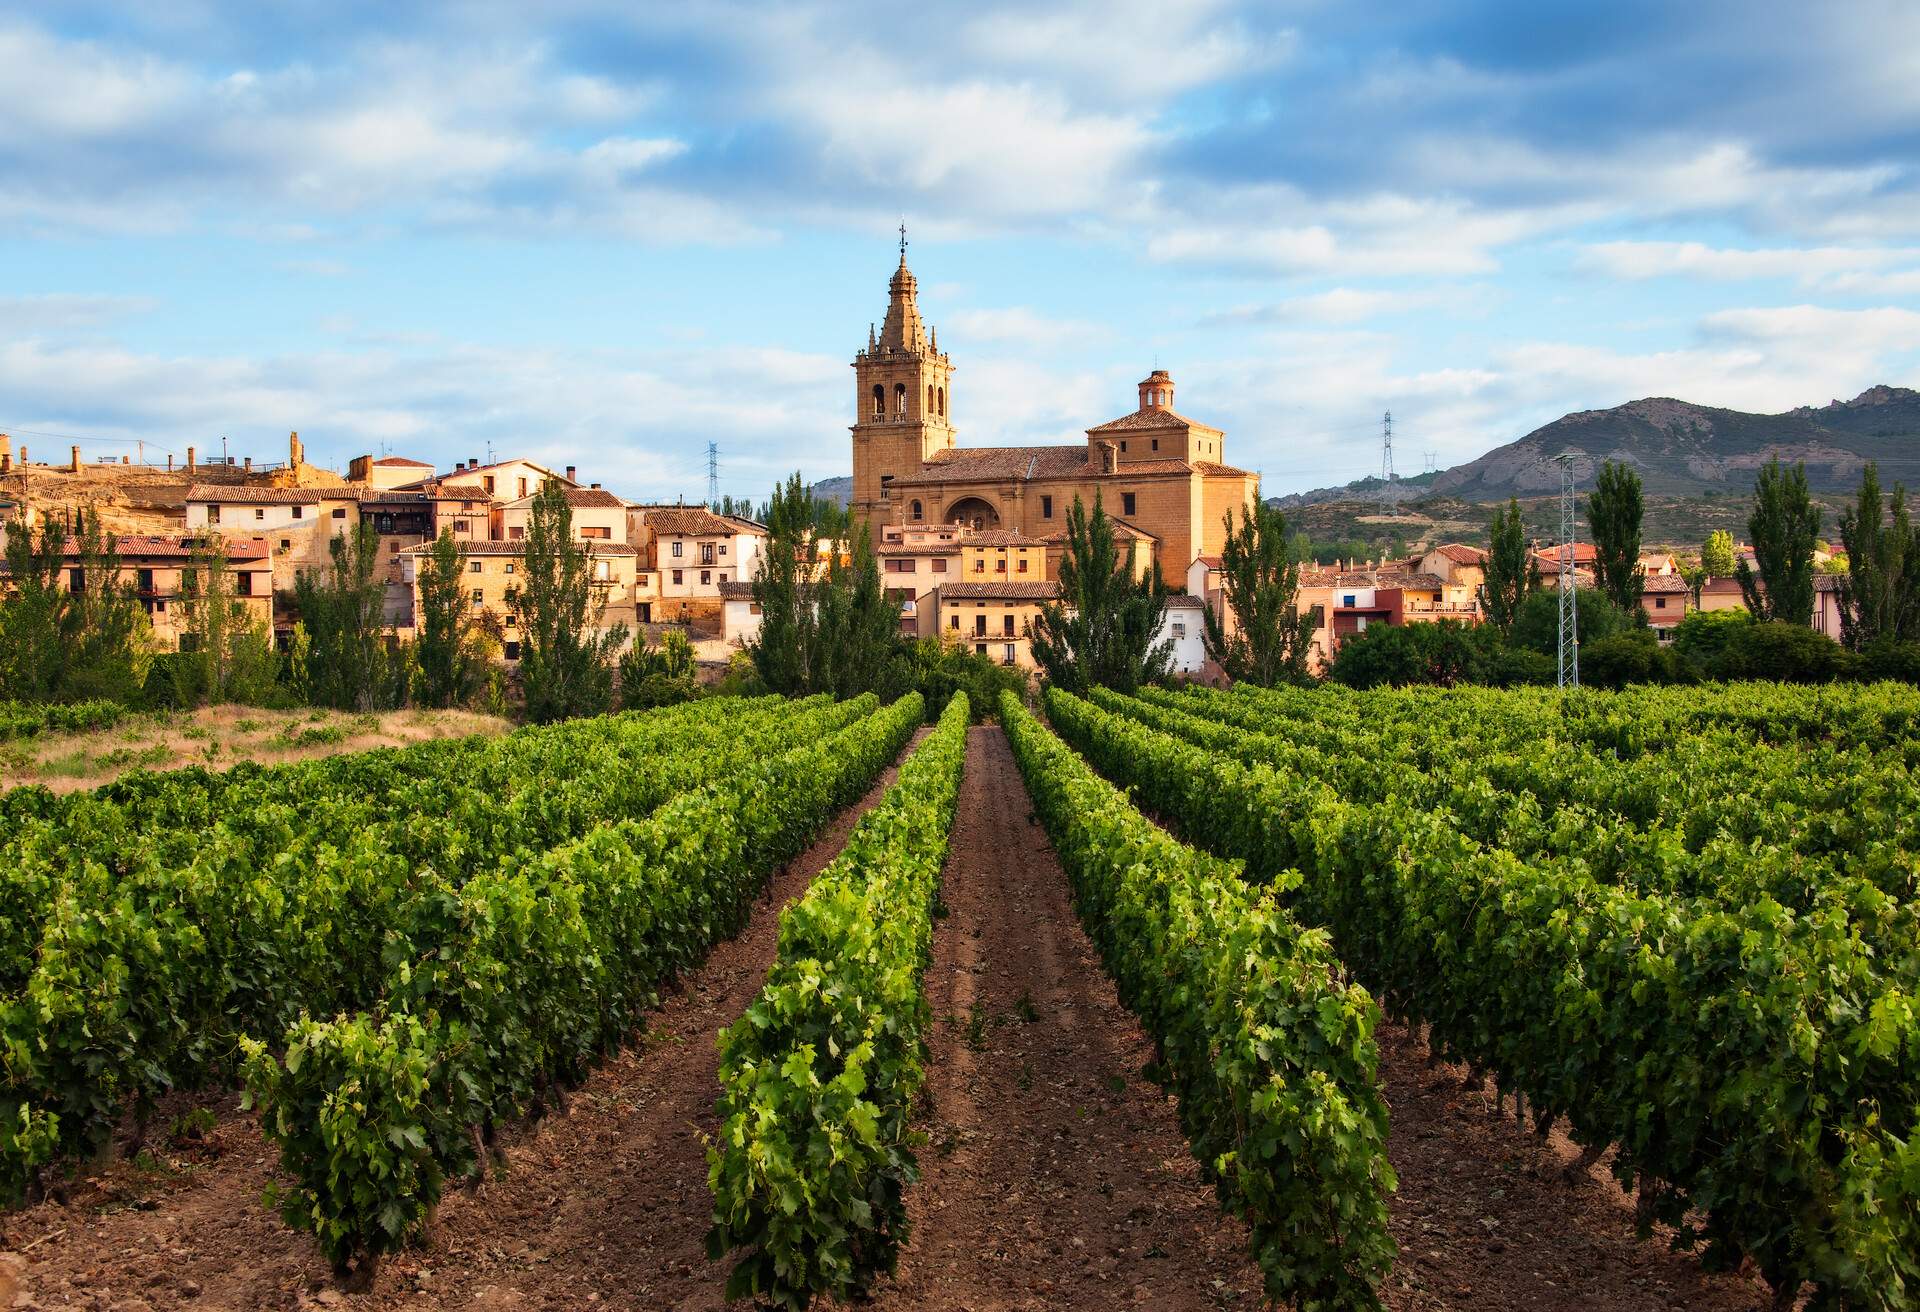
518,477,528,498
636,573,646,586
973,558,985,574
389,541,400,552
1041,495,1053,518
280,539,291,552
995,558,1006,572
207,505,221,524
1120,441,1127,452
137,568,154,593
671,541,683,558
949,615,959,630
504,641,520,661
1121,492,1137,517
1152,439,1159,451
484,476,496,494
505,563,515,575
672,569,683,584
975,643,986,656
471,588,483,604
719,544,727,556
508,526,524,540
1003,643,1016,665
932,558,947,572
1655,597,1667,610
154,600,165,614
332,507,347,519
701,543,715,565
700,570,711,585
910,499,923,520
237,572,254,597
1017,558,1028,573
469,560,483,573
1172,622,1186,639
291,505,303,519
594,560,610,581
455,522,468,533
1342,595,1356,607
719,572,728,583
974,615,986,636
254,507,265,521
581,526,611,540
1002,615,1014,636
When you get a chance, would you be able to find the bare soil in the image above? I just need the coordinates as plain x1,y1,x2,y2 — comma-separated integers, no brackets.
0,705,509,794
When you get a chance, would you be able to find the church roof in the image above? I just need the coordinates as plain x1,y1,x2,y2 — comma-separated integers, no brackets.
888,446,1248,487
1086,406,1222,436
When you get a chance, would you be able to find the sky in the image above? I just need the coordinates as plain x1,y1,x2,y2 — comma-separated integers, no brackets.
3,1,1919,501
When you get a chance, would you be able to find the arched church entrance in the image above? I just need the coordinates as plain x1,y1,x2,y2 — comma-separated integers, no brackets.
944,496,1001,531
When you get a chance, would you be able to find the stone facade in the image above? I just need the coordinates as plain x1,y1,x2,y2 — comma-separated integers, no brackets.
848,256,1257,584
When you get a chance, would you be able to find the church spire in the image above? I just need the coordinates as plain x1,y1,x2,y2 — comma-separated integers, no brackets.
878,232,930,354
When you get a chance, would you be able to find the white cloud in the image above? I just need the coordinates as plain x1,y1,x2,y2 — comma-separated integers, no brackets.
945,307,1107,350
1579,240,1920,289
0,293,159,332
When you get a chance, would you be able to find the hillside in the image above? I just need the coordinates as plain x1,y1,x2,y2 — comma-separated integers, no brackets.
1426,385,1919,500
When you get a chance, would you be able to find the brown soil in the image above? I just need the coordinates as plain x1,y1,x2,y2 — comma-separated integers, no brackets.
1377,1020,1775,1312
0,729,926,1311
0,705,509,794
871,725,1266,1311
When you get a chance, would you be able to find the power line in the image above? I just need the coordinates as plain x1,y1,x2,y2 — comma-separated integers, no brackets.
706,441,720,505
1378,410,1396,516
1554,451,1583,690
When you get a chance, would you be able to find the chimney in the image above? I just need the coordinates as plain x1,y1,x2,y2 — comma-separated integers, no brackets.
566,465,577,482
166,455,173,472
70,445,81,473
590,482,601,490
122,454,130,465
17,445,25,466
243,457,253,473
187,446,196,470
1,453,9,474
469,456,479,470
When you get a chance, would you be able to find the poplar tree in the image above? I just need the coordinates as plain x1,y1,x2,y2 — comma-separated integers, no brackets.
513,481,626,722
1029,492,1172,694
295,522,391,710
1835,462,1918,649
1201,500,1315,686
0,509,144,702
1737,458,1821,626
1479,498,1539,631
748,474,820,695
414,528,484,707
1701,530,1736,578
1588,460,1646,619
808,526,899,698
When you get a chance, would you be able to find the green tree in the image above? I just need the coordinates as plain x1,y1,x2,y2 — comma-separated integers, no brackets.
749,474,827,696
1509,585,1630,656
0,517,71,701
181,535,279,704
1479,498,1539,631
1201,500,1314,686
0,511,146,703
1588,460,1646,619
294,523,391,710
1029,492,1172,694
414,528,485,708
62,512,147,701
1701,529,1737,578
1834,461,1918,650
807,525,900,698
512,480,627,722
1736,457,1821,626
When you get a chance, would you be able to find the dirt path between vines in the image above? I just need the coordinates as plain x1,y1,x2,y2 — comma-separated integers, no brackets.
870,725,1266,1311
1376,1020,1776,1312
0,729,929,1312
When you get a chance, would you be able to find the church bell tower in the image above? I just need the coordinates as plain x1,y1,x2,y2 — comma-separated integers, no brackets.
850,228,955,529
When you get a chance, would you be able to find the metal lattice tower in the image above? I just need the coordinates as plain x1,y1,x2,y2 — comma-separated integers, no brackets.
706,442,719,506
1554,451,1583,689
1380,411,1396,515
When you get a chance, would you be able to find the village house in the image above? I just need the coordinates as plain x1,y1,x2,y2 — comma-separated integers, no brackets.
1158,595,1209,675
398,538,639,661
931,580,1059,668
498,486,630,544
629,506,767,626
0,533,273,651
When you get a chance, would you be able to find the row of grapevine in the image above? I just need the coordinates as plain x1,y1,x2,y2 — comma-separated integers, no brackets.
0,699,128,742
708,694,970,1309
1048,687,1920,1310
244,692,927,1282
1006,693,1396,1309
0,694,849,1197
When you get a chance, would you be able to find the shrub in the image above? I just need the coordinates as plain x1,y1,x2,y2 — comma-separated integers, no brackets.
1715,621,1849,683
1509,586,1630,656
1581,629,1664,689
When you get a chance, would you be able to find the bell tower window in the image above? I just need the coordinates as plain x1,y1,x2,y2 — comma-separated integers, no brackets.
910,499,923,521
937,387,945,417
871,384,884,418
894,383,907,416
927,384,935,414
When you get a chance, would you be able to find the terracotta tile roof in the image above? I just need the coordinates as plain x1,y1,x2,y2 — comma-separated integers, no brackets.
891,446,1091,485
1193,460,1255,477
1086,407,1223,436
1641,574,1691,594
1164,593,1207,608
1699,576,1744,593
1432,543,1486,565
1193,554,1224,568
1300,568,1446,589
1531,542,1598,564
399,539,637,557
641,507,739,537
717,579,757,599
504,487,626,510
1039,518,1158,545
878,544,961,557
371,456,433,467
938,581,1061,601
186,484,324,504
961,529,1047,547
114,534,271,561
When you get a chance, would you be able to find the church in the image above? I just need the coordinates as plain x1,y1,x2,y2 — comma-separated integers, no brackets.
849,247,1258,581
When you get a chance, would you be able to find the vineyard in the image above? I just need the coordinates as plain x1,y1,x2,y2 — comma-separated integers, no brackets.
0,681,1915,1310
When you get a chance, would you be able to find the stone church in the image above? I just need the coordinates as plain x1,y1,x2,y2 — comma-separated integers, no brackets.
849,250,1258,580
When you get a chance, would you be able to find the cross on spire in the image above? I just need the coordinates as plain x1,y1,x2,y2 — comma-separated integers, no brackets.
898,219,908,263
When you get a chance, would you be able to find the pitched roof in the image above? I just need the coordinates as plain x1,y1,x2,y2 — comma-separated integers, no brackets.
885,444,1249,487
1039,518,1159,545
642,506,744,537
399,539,637,557
1431,543,1487,565
1193,554,1224,569
717,579,757,599
116,534,271,561
960,529,1046,547
1641,573,1691,594
1086,406,1223,436
371,456,433,467
938,581,1061,601
186,484,324,504
1531,542,1599,564
1300,568,1447,589
503,487,626,510
1164,593,1206,609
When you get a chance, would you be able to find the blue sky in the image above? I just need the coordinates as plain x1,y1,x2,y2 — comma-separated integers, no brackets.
3,1,1919,500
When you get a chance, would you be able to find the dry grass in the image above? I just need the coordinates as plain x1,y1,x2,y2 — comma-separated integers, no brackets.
0,704,512,794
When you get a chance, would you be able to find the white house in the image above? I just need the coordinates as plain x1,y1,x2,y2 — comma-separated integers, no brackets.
1159,594,1209,674
719,579,762,647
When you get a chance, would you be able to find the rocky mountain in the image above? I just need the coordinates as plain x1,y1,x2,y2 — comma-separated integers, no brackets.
1423,385,1920,501
810,474,853,507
